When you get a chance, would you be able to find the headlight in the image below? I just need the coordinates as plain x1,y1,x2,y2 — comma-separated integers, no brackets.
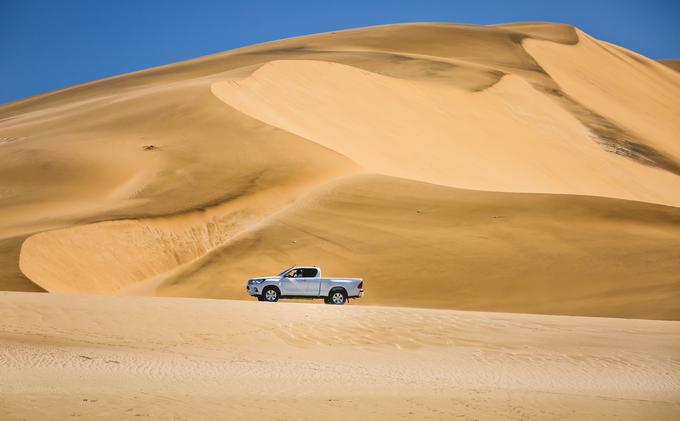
251,279,265,284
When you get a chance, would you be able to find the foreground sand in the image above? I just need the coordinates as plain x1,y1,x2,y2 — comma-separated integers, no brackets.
2,292,679,420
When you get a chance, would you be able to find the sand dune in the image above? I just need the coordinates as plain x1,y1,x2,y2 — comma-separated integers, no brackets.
1,22,679,319
2,292,679,420
213,59,680,204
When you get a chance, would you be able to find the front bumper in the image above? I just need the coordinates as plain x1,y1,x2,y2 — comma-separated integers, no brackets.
246,284,261,296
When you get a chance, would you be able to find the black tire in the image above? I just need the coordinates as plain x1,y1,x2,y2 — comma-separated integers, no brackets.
261,286,280,302
257,294,266,301
326,289,347,305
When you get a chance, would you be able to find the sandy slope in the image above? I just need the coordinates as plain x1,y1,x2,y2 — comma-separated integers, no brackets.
525,31,680,161
129,174,680,320
2,292,679,420
1,22,679,318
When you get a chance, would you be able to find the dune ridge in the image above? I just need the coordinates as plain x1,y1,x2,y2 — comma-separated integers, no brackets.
1,22,679,319
659,59,680,72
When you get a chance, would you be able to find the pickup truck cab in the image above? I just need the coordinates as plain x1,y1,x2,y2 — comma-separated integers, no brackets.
246,266,363,305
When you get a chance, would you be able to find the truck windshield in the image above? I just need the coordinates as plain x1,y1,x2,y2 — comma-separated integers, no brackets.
278,266,295,276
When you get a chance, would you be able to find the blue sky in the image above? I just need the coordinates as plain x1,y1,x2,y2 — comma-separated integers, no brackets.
2,0,679,104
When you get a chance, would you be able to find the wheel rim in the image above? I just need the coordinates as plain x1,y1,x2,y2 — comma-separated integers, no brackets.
331,292,344,304
265,290,277,301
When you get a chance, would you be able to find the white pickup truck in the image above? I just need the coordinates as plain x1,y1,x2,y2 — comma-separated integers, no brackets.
246,266,364,305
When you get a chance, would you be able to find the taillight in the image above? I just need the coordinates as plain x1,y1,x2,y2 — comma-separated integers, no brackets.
358,281,364,289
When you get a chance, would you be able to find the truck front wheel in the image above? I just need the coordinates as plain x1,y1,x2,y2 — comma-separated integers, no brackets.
325,289,347,305
261,287,280,302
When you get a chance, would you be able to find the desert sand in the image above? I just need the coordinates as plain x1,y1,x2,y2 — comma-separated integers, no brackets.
1,21,680,419
2,292,679,420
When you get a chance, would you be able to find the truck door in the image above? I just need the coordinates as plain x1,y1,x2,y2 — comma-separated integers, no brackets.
300,268,321,296
279,269,307,296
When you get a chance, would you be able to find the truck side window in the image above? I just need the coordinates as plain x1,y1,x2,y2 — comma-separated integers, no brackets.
302,268,318,277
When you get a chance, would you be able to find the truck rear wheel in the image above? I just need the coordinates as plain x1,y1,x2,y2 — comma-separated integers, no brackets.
326,289,347,305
